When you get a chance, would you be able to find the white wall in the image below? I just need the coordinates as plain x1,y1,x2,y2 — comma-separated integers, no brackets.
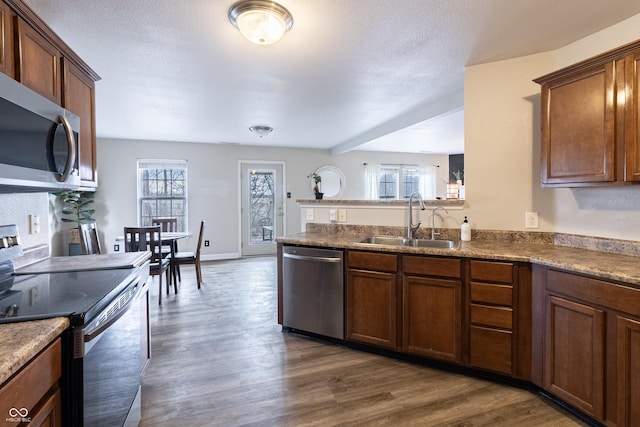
95,138,448,258
464,13,640,240
0,193,50,250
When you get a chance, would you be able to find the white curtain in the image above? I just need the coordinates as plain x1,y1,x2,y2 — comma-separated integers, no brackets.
419,166,437,199
364,164,380,199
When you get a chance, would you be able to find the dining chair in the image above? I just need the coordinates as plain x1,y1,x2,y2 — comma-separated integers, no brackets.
152,217,179,255
124,226,172,305
152,217,180,277
78,222,102,255
171,220,205,289
151,217,178,232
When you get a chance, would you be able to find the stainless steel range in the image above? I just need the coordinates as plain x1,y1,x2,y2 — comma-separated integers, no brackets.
0,224,150,426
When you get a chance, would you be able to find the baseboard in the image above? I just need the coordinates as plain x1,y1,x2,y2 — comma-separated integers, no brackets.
201,252,241,262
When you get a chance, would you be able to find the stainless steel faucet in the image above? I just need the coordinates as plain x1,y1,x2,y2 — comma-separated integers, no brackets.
431,207,449,240
407,192,425,239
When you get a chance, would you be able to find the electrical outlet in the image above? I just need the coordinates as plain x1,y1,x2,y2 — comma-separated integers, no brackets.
306,208,314,221
329,209,337,222
204,240,210,247
525,211,539,229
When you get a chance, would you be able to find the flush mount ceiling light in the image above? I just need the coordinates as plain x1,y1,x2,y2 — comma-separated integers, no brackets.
249,125,273,137
228,0,293,45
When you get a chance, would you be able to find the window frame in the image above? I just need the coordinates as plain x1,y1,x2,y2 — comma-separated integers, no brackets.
136,159,188,232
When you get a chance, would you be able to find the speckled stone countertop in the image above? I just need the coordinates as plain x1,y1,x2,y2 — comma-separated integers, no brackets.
277,225,640,287
0,317,69,385
16,252,151,274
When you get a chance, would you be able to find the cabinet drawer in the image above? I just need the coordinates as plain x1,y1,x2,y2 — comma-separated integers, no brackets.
470,304,512,329
469,325,512,374
348,251,398,272
546,269,640,317
403,256,461,278
0,338,61,416
470,282,513,306
470,260,513,283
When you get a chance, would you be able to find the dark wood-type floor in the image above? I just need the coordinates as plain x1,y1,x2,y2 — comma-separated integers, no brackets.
140,256,588,426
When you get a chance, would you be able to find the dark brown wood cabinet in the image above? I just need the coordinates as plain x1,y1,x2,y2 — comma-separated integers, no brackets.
63,58,98,187
0,0,100,188
344,251,530,379
468,260,516,375
616,315,640,427
533,266,640,426
535,39,640,187
544,294,605,419
402,255,462,362
0,338,62,427
0,1,13,78
15,16,62,104
625,50,640,182
346,251,400,349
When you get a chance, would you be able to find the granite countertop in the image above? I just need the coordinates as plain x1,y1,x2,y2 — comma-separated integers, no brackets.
0,317,70,385
277,232,640,286
16,252,151,274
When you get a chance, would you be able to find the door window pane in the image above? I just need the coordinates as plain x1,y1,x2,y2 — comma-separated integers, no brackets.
248,170,275,244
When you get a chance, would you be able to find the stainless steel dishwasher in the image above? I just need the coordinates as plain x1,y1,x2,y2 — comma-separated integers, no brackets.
282,246,344,339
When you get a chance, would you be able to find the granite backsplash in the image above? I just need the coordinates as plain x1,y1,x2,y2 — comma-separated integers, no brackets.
304,223,640,257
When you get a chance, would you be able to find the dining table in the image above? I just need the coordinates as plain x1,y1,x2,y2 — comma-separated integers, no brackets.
115,231,191,258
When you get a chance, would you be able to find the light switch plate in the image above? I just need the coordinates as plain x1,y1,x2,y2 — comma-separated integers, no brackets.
338,209,347,222
306,208,314,221
29,214,40,234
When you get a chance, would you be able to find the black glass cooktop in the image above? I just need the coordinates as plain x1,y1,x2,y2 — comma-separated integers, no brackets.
0,268,138,325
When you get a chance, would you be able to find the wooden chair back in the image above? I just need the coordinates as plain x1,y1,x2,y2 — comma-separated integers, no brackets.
195,220,205,259
152,218,178,232
123,226,162,263
124,225,173,304
79,222,102,255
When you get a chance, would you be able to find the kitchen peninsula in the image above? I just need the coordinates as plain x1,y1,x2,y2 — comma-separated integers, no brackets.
277,224,640,426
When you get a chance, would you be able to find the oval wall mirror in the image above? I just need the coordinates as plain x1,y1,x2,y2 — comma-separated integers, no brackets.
312,165,345,198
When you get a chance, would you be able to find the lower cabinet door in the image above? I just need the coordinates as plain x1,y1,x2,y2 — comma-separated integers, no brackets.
544,294,605,420
403,275,461,362
28,388,62,427
346,269,399,349
617,315,640,427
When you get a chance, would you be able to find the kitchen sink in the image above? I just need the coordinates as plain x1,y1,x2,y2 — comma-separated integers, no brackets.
411,239,458,248
359,236,457,249
359,236,412,246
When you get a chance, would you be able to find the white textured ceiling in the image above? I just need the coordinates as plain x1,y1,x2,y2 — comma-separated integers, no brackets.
22,0,640,154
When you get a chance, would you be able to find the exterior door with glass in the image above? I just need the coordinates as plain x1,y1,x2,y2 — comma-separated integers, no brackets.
240,162,285,256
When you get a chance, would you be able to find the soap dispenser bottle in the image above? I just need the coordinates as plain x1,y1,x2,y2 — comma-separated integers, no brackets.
461,216,471,242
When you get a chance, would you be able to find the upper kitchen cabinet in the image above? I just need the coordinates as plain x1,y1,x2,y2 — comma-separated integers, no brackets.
0,1,13,78
15,16,61,104
63,59,97,187
535,39,640,187
4,0,101,188
625,51,640,182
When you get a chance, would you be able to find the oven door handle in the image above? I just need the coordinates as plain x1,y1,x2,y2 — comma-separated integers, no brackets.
83,279,140,343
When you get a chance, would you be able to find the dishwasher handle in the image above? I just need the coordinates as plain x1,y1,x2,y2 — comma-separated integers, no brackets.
283,252,342,263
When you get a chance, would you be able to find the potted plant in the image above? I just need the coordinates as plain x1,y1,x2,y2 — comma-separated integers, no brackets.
311,173,323,199
453,170,464,184
55,190,96,255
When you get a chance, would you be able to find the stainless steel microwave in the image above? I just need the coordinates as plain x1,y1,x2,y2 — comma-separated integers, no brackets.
0,71,80,193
